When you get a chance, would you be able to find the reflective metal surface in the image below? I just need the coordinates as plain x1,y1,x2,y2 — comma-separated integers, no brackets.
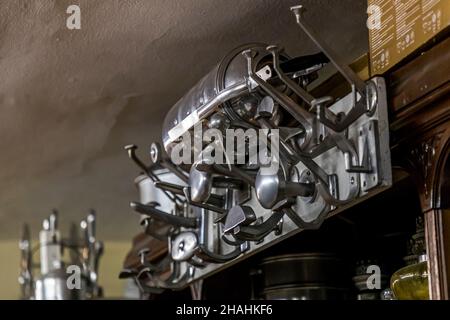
124,4,393,293
19,212,104,300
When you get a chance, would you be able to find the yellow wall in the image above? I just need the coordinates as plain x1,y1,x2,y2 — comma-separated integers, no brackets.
0,240,131,299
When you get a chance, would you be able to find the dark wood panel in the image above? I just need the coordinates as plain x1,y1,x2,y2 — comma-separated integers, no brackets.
388,36,450,115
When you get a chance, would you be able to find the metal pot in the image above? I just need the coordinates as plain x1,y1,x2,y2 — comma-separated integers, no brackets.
253,253,350,300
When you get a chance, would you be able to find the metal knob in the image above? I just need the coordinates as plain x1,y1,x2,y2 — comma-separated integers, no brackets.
171,232,198,262
255,169,315,209
189,163,213,203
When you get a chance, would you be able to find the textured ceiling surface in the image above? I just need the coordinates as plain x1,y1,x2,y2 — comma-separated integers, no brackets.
0,0,368,241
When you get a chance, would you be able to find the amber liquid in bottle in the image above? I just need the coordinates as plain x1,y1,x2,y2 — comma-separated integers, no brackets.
390,256,429,300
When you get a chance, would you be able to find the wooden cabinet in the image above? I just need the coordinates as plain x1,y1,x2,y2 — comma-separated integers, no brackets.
388,36,450,299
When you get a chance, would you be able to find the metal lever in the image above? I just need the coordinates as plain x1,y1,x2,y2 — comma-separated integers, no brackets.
131,201,198,228
290,5,366,99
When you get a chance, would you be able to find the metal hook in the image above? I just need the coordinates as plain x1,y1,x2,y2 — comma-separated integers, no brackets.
242,49,315,147
290,5,366,99
131,201,198,228
124,144,182,204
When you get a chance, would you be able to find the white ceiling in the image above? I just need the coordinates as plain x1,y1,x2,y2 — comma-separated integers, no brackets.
0,0,368,241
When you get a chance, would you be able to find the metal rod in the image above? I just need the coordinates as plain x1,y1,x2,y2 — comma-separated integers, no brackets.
267,45,315,106
290,5,366,98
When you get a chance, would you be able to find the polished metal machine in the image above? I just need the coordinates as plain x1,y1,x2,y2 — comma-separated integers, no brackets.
18,210,104,300
123,5,392,294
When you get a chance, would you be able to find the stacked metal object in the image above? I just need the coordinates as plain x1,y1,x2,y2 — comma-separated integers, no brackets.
251,253,350,300
121,4,392,294
18,210,104,300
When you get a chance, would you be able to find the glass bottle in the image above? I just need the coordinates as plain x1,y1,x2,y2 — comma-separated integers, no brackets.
390,254,429,300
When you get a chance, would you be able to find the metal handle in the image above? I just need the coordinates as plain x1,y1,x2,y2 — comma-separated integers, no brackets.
86,210,96,244
138,248,170,273
49,209,58,232
242,49,314,147
125,144,182,204
234,210,284,242
255,169,315,209
196,209,244,263
283,206,329,230
150,142,189,183
154,181,224,208
267,45,315,106
19,223,33,299
130,201,198,228
124,144,153,178
290,5,366,99
183,187,227,214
